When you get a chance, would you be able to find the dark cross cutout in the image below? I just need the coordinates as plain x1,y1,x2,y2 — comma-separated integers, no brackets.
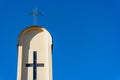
26,51,44,80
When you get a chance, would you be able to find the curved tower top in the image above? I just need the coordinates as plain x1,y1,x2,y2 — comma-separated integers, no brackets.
18,25,52,46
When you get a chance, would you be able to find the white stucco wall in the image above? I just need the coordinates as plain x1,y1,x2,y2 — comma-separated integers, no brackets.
17,26,52,80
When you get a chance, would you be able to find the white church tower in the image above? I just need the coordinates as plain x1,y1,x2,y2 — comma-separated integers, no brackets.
17,26,53,80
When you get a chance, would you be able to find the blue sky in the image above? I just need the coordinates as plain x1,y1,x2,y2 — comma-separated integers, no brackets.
0,0,120,80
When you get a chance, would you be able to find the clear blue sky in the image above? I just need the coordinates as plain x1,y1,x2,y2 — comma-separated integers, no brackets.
0,0,120,80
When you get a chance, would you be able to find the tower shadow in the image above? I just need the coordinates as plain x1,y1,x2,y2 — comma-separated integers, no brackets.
21,30,41,80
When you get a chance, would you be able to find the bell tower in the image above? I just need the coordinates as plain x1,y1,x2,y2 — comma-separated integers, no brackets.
17,26,53,80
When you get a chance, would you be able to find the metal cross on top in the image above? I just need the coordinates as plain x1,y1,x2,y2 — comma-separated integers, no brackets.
26,51,44,80
30,8,43,25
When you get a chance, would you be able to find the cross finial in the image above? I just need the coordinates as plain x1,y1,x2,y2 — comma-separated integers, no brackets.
30,8,43,25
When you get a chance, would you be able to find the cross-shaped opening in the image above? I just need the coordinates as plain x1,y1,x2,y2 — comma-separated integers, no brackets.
26,51,44,80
